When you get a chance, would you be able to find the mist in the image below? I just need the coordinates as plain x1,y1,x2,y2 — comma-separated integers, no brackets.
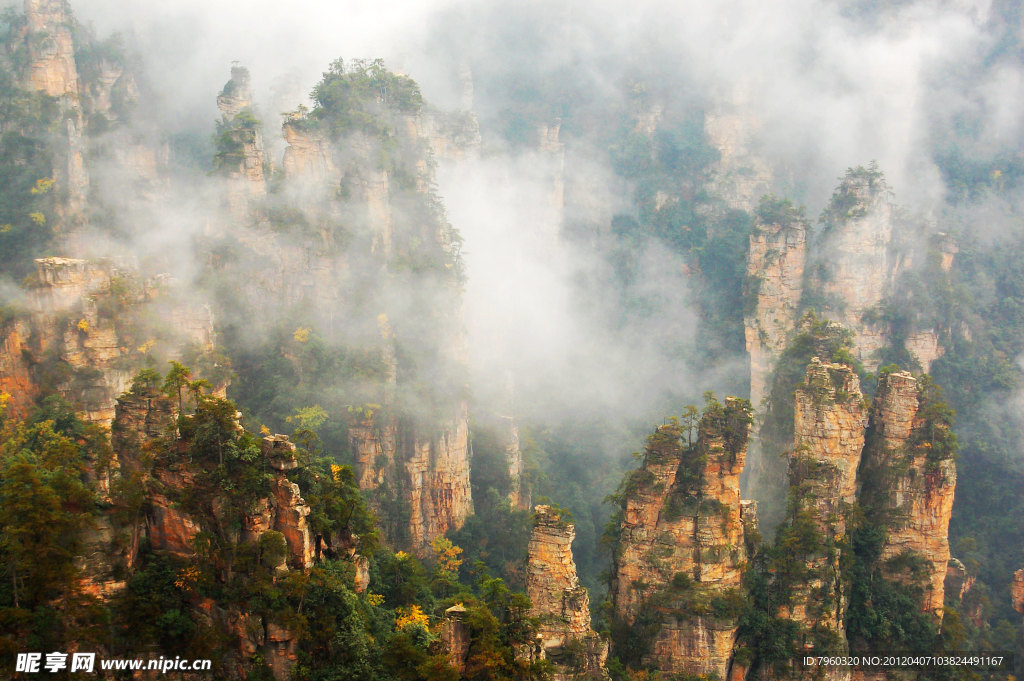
46,0,1023,432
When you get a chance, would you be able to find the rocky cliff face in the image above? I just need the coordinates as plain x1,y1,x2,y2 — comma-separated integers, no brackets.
23,0,79,98
264,72,473,555
502,415,529,510
405,402,474,551
815,172,896,371
19,0,92,233
217,66,267,211
107,393,329,680
781,359,866,655
611,398,753,678
744,207,808,411
861,371,956,619
0,257,220,425
527,505,607,681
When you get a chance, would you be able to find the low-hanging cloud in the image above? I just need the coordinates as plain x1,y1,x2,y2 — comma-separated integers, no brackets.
39,0,1024,431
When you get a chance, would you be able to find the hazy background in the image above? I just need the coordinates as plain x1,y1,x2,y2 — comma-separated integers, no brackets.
52,0,1024,426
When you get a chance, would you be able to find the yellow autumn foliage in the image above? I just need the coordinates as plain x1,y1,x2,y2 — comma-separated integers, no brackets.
395,605,429,630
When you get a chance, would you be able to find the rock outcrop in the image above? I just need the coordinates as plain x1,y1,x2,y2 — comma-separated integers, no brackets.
782,359,867,655
610,398,753,678
406,402,474,551
0,321,37,418
23,0,79,99
274,81,472,555
527,505,607,681
860,371,956,619
814,170,896,371
0,258,221,426
502,415,529,510
216,66,267,211
441,604,471,674
744,202,808,412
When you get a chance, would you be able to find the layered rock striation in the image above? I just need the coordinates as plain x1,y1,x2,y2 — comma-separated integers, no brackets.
0,257,219,425
216,66,267,213
860,370,956,619
744,199,809,412
781,359,866,655
527,505,607,681
610,398,753,678
23,0,79,99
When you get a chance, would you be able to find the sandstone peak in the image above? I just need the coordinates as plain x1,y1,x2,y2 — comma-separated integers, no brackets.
218,65,254,120
262,434,299,471
527,504,607,680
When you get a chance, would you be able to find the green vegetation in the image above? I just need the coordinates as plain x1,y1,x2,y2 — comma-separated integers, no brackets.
309,58,423,139
212,109,261,173
603,398,752,675
820,163,886,228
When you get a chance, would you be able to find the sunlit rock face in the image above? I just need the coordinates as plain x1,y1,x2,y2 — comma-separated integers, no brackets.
861,370,956,620
1013,569,1024,616
527,505,608,681
24,0,79,98
610,398,752,679
779,359,866,670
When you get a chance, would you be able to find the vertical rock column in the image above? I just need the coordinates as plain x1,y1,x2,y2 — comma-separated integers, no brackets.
783,359,866,655
502,415,529,510
611,398,752,679
216,65,267,213
861,371,956,619
744,206,808,413
23,0,89,235
406,401,473,552
527,505,607,681
815,171,895,371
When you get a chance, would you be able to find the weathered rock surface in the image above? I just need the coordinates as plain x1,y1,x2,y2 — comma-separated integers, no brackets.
23,0,79,98
407,402,474,551
815,172,896,371
0,258,220,426
744,206,808,411
0,322,37,419
441,604,471,674
272,474,315,570
217,65,267,210
611,398,752,678
861,371,956,619
944,558,974,604
782,359,866,653
528,505,608,681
